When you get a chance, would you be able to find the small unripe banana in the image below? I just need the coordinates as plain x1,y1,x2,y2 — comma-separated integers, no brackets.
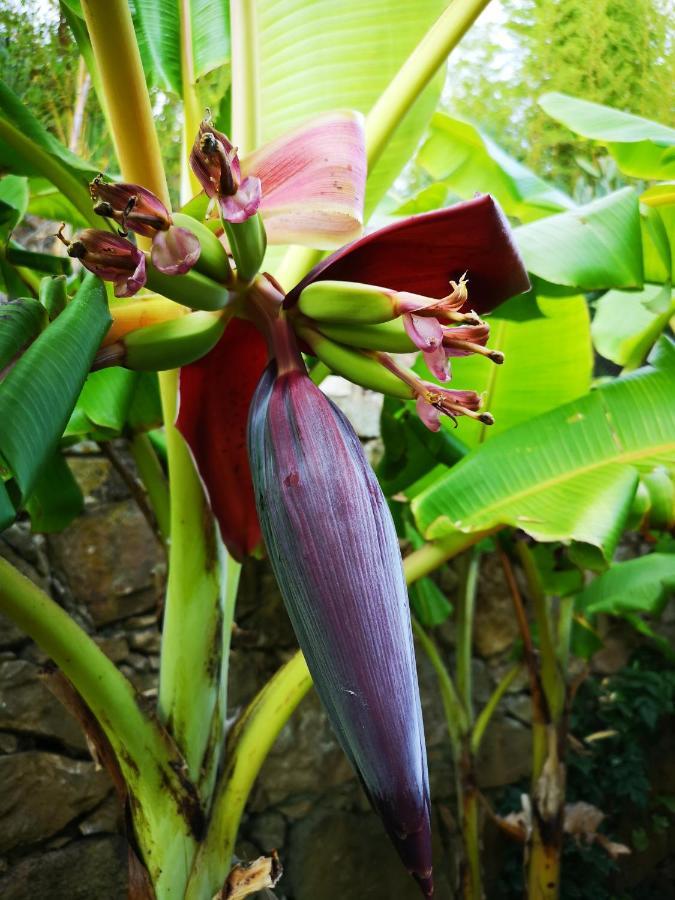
145,262,235,311
298,280,397,324
98,310,228,371
171,212,232,284
224,213,267,282
104,296,191,347
317,318,414,353
296,323,411,399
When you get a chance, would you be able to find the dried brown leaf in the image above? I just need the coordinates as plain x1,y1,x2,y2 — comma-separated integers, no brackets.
214,851,283,900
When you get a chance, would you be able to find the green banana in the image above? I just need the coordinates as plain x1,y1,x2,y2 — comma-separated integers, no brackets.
171,212,232,284
296,323,412,399
298,280,398,324
39,275,68,319
115,310,228,371
145,262,235,312
317,318,415,353
224,213,267,283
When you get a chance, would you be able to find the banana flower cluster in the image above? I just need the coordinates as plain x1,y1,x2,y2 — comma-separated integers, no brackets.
77,109,529,897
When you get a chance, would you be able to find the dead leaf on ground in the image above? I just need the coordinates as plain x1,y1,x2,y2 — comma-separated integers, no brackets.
213,851,283,900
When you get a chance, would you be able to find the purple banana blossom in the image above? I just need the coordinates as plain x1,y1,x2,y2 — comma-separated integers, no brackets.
56,225,146,298
247,326,433,896
90,176,200,275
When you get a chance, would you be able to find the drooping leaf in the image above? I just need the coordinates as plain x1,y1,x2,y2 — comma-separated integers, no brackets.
0,80,97,225
65,368,140,439
0,274,110,505
514,188,643,290
576,554,675,617
25,451,84,532
415,112,575,222
592,284,675,370
412,337,675,561
127,372,163,433
0,298,47,372
6,244,72,276
256,0,447,215
539,93,675,180
27,178,89,228
0,175,29,239
426,295,593,448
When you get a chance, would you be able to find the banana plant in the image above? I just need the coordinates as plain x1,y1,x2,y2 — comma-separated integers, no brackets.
0,1,533,898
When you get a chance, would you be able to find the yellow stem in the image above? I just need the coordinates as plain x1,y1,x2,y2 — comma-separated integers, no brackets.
179,0,202,203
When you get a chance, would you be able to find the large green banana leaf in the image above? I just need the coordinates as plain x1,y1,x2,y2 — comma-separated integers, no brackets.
432,295,593,448
539,92,675,181
257,0,447,214
514,187,643,290
412,337,675,561
0,275,110,517
415,112,575,222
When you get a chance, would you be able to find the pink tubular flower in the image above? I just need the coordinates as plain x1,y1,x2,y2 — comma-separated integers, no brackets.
415,384,492,432
90,176,200,276
190,120,263,224
57,225,146,298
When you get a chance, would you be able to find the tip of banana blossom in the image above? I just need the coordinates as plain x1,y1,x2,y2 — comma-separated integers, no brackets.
414,873,434,897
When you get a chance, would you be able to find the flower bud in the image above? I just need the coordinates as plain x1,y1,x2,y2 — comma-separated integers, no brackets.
56,226,146,298
90,176,172,236
190,119,262,224
247,353,433,896
90,177,200,276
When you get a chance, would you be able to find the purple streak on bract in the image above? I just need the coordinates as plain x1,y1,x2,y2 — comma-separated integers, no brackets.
285,194,530,315
247,363,433,896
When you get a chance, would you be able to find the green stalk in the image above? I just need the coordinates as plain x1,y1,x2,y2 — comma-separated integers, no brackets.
0,557,199,895
275,0,492,290
0,118,97,227
454,550,483,900
456,551,480,723
470,663,521,755
179,0,202,203
412,618,466,749
185,651,311,899
82,0,234,791
229,0,260,155
130,432,170,542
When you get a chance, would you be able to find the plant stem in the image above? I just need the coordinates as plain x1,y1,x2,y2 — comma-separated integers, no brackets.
179,0,201,203
365,0,492,168
501,544,568,899
412,617,467,749
404,529,495,584
456,550,480,723
0,556,199,895
230,0,260,156
80,0,169,208
185,651,312,900
130,432,171,542
471,663,521,755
